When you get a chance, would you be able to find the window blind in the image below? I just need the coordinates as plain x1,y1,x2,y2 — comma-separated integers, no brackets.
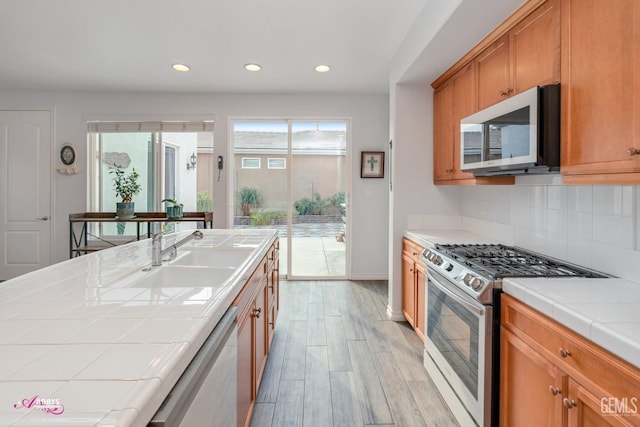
87,121,214,133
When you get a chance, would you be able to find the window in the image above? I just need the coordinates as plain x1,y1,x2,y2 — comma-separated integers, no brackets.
267,158,286,169
88,120,214,237
242,158,261,169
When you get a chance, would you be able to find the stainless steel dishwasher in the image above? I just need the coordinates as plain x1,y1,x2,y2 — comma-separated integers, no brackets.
148,307,237,427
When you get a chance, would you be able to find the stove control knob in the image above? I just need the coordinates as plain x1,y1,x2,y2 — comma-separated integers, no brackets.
463,274,473,287
470,277,483,290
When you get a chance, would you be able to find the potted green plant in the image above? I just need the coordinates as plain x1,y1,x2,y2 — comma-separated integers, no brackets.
110,167,141,219
238,187,262,216
162,198,184,219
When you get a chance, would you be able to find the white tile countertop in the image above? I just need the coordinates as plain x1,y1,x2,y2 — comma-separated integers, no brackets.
503,277,640,368
405,229,640,369
0,229,277,427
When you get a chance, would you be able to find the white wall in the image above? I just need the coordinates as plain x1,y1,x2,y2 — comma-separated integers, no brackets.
0,90,389,278
387,83,460,318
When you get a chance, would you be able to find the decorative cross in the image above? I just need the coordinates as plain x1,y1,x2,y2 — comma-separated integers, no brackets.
367,155,378,171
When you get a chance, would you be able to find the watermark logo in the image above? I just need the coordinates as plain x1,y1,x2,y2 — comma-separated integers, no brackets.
13,395,65,415
601,397,638,416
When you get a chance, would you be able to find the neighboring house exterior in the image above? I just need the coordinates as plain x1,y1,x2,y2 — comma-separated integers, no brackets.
233,129,347,216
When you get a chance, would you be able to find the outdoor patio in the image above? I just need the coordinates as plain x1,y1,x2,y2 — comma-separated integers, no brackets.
234,222,346,277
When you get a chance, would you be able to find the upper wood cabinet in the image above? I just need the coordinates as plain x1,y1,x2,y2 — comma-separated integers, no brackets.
431,0,558,186
476,0,560,110
560,0,640,184
434,64,477,183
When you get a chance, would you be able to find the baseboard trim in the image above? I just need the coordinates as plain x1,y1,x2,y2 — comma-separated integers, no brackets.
387,305,406,321
349,273,388,281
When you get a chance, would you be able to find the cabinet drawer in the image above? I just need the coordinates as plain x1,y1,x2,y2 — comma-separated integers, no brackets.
402,239,425,260
502,294,640,404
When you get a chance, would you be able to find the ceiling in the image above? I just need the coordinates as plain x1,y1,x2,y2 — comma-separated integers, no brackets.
0,0,428,94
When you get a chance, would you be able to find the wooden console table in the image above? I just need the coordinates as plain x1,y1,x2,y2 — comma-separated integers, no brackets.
69,212,213,258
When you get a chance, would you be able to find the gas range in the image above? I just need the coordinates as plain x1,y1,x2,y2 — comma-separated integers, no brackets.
423,243,608,305
421,243,610,427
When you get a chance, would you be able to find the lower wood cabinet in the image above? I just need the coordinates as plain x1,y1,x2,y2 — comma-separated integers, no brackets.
234,239,279,427
501,294,640,426
401,238,426,341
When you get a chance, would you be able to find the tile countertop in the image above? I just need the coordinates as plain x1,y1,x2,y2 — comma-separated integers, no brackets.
0,229,277,427
404,229,640,369
503,278,640,369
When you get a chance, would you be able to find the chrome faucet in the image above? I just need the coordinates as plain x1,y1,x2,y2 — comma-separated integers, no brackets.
151,228,204,266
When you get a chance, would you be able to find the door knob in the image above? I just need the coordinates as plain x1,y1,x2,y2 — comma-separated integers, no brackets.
36,216,49,221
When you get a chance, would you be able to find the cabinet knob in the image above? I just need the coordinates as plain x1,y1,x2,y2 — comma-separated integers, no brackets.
558,348,572,358
563,398,577,409
626,147,640,156
253,308,262,319
548,385,561,396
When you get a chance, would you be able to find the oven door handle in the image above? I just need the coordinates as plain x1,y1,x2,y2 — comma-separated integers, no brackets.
428,270,485,316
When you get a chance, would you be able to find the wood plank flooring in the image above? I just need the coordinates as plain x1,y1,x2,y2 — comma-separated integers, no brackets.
250,280,458,427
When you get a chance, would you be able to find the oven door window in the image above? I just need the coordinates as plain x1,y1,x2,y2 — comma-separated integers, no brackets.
426,279,480,399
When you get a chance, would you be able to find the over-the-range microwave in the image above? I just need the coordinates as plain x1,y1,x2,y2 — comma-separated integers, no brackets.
460,83,560,176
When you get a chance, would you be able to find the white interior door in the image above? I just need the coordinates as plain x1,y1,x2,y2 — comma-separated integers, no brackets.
0,110,52,280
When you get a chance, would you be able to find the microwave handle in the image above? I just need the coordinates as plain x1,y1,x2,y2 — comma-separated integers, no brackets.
427,270,485,316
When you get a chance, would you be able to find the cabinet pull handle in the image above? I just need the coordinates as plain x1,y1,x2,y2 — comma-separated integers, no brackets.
548,385,561,396
626,147,640,156
559,348,572,358
563,398,576,409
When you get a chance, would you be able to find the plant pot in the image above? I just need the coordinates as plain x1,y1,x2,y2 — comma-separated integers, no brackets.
116,202,135,219
166,205,183,219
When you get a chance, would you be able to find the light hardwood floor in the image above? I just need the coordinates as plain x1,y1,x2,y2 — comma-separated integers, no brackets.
250,280,458,427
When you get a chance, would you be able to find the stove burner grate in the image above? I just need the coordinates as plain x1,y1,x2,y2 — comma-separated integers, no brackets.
435,243,607,279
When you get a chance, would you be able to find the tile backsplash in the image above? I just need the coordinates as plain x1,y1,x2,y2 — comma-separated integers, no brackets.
417,175,640,283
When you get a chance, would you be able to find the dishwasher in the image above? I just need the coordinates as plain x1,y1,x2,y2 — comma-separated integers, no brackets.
148,307,237,427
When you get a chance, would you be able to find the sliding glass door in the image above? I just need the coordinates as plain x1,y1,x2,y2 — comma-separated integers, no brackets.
232,119,349,279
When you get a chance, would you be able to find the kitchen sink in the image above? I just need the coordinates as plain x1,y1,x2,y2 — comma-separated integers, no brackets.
169,248,253,268
125,265,237,288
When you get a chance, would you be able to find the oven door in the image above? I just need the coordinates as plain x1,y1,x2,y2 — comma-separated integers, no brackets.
424,268,493,427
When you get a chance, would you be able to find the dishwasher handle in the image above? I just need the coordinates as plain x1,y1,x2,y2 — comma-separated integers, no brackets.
148,307,237,427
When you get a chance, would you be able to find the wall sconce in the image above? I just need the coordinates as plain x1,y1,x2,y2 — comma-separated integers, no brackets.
187,152,197,170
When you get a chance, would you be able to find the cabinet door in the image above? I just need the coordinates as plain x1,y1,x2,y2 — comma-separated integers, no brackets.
253,277,268,390
451,63,479,179
511,0,560,93
237,311,253,427
500,327,564,427
476,34,511,110
566,378,639,427
561,0,640,180
433,83,454,181
415,262,426,342
401,251,416,327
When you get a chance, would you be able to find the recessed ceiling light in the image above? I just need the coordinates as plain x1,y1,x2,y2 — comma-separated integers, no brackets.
244,63,262,72
172,63,191,72
315,65,331,73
